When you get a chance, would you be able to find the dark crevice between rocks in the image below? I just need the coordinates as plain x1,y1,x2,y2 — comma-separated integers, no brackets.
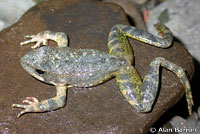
127,15,136,27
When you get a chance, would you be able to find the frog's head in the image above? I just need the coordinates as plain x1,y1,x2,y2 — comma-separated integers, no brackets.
20,46,52,82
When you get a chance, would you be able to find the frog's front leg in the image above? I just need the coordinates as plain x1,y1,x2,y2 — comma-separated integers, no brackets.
12,85,67,118
20,30,68,48
116,57,193,115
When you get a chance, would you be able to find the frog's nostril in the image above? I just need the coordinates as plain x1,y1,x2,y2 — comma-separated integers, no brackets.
36,69,45,74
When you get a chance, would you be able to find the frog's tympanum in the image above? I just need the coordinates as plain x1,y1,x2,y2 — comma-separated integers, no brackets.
13,24,193,118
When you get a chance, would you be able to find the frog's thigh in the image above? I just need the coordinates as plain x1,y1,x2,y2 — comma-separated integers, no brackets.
116,66,144,111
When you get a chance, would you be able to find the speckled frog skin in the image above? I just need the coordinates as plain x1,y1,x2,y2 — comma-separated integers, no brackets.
13,24,193,118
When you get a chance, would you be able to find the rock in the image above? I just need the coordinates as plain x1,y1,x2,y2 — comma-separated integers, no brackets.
0,0,194,134
128,0,147,5
167,106,200,134
146,0,200,63
0,0,38,31
103,0,146,30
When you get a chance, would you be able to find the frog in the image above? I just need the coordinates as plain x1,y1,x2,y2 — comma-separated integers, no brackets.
12,23,193,118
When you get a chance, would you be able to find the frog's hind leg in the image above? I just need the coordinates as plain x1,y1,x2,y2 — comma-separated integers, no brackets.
12,85,67,118
107,23,173,63
116,57,193,115
107,25,134,63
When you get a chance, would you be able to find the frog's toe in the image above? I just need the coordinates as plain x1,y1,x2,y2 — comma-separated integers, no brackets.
30,38,48,49
17,109,30,118
20,34,48,49
12,103,29,109
23,97,39,105
12,97,40,118
13,105,34,118
24,35,35,38
12,103,37,118
20,39,34,46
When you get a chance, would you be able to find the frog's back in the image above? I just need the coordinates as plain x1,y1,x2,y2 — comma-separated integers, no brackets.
25,46,127,86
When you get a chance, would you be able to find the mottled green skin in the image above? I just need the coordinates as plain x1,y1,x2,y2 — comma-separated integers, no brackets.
13,24,193,118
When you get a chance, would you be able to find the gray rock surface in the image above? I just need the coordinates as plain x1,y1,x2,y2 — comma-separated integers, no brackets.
146,0,200,62
0,0,38,31
169,107,200,134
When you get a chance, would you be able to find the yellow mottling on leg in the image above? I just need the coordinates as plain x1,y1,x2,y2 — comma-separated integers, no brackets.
121,90,127,96
116,78,129,83
127,100,136,106
108,44,121,54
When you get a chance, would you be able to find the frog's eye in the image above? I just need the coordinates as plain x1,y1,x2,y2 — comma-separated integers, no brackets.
36,69,45,74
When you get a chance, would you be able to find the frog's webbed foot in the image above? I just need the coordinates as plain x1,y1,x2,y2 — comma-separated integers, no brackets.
20,30,68,49
12,97,40,118
12,86,67,118
20,31,49,49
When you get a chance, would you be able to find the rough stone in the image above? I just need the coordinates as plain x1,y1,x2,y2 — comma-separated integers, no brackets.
103,0,146,30
166,106,200,134
0,0,194,134
146,0,200,63
0,0,38,31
